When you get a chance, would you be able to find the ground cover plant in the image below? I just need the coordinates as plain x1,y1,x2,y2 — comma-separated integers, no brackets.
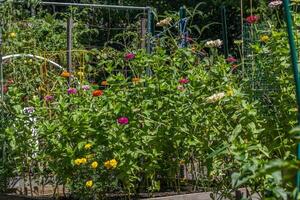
1,0,300,200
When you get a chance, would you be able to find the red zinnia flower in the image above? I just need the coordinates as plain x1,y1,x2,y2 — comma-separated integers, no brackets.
124,53,135,61
246,15,259,24
92,90,103,97
179,78,189,84
226,56,237,63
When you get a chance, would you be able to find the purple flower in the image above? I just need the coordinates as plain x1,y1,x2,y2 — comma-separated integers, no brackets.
268,0,282,8
23,107,35,114
124,53,135,61
67,88,77,95
82,85,90,91
44,95,54,101
117,117,129,125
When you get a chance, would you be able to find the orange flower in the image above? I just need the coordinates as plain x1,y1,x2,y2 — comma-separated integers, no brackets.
132,77,140,84
92,90,103,97
101,80,108,86
61,71,71,78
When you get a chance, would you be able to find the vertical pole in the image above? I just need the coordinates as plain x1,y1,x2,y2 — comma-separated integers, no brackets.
67,17,73,85
283,0,300,196
221,5,229,58
141,18,147,49
146,7,154,76
0,22,6,192
179,6,187,48
146,7,154,54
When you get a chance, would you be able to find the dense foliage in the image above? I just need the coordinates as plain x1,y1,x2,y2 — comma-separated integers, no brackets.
1,1,300,200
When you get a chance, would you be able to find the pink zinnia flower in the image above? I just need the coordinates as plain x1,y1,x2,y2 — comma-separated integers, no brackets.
179,78,189,84
124,53,135,61
67,88,77,95
226,56,237,63
117,117,129,125
44,95,54,101
82,85,90,91
246,15,259,24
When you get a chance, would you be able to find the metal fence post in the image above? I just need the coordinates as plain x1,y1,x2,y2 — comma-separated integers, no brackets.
179,6,187,48
146,7,154,76
221,5,229,58
283,0,300,196
67,17,73,85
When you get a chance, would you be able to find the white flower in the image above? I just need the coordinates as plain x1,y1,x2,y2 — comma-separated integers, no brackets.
206,92,225,103
156,17,172,27
268,0,282,8
205,39,223,48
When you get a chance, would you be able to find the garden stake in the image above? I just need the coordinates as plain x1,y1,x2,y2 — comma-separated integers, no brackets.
283,0,300,195
67,17,73,85
146,7,154,76
179,6,187,48
0,20,6,192
221,5,229,58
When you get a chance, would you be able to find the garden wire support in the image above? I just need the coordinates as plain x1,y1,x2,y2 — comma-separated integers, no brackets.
179,6,188,48
67,17,73,85
0,20,7,192
283,0,300,195
221,5,229,58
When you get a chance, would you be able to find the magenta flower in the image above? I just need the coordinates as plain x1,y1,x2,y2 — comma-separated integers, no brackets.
124,53,135,61
82,85,90,91
226,56,237,63
246,15,259,24
117,117,129,125
44,95,54,101
67,88,77,95
179,78,189,85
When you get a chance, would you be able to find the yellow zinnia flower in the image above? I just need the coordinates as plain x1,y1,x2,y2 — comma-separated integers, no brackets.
104,160,111,169
84,143,92,150
9,32,16,38
91,161,98,169
260,35,269,43
109,159,118,169
74,158,82,166
80,158,87,164
85,180,93,188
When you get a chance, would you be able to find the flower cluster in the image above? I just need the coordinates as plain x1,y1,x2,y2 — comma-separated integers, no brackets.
118,117,129,125
104,159,118,170
84,143,92,150
85,180,93,188
206,92,226,103
23,107,35,114
156,17,172,27
226,56,237,63
67,88,77,95
205,39,223,48
92,90,103,97
268,0,282,8
61,71,71,78
44,95,54,102
74,158,87,165
246,15,259,24
124,53,135,61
